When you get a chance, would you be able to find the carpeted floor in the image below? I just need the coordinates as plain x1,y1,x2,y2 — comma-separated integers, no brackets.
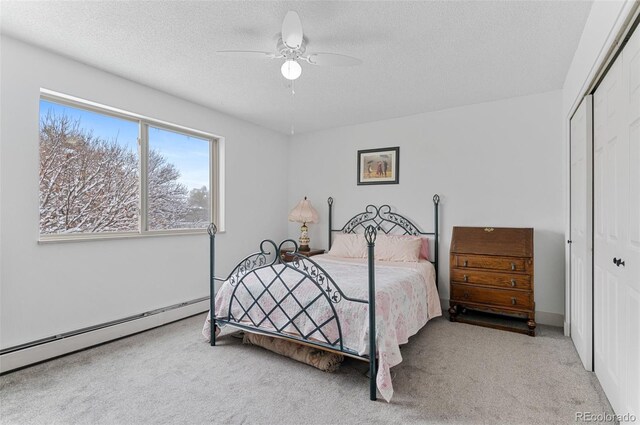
0,314,613,425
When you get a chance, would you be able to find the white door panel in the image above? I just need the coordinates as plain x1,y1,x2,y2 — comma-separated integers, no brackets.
630,120,640,248
570,96,593,370
594,26,640,417
605,136,619,241
626,287,640,417
594,146,605,239
622,25,640,416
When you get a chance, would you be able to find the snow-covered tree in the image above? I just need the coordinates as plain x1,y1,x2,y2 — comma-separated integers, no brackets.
147,150,188,229
39,112,139,233
184,186,210,227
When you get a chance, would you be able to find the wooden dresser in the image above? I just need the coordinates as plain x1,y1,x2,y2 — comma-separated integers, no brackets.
448,227,535,336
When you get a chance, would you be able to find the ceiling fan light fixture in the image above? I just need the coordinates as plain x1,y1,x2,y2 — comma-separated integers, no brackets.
281,59,302,80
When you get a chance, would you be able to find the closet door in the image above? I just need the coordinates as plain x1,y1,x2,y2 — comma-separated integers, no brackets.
621,26,640,418
570,95,593,370
594,26,640,417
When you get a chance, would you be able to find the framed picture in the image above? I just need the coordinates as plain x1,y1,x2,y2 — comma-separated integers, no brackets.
357,147,399,185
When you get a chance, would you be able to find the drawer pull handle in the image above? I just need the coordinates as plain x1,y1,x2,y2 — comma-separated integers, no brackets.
463,275,468,282
484,228,494,232
463,292,469,299
511,279,516,287
511,263,516,271
463,260,468,267
511,297,516,305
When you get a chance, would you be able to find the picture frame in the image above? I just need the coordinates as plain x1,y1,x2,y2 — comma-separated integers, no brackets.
357,147,399,185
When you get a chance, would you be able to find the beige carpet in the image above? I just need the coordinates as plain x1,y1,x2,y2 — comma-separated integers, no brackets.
0,314,613,425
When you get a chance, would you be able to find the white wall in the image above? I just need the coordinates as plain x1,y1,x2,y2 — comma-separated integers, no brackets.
0,36,290,350
288,90,565,324
561,0,637,333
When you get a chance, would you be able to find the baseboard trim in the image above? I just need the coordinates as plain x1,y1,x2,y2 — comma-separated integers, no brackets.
440,298,564,327
535,310,564,327
0,299,209,374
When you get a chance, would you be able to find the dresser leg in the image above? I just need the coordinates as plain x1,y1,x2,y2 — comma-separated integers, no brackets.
448,305,459,322
527,319,536,336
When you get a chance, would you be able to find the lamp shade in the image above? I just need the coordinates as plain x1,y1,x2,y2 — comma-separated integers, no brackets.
288,197,319,224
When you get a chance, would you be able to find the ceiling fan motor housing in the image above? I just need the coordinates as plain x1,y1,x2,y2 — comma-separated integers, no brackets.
277,37,306,60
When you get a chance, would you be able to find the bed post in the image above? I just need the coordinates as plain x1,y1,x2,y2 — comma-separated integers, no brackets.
208,223,218,346
327,197,334,251
433,194,440,288
364,225,377,401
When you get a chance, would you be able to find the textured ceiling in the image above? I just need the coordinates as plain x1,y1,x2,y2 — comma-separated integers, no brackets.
1,1,592,135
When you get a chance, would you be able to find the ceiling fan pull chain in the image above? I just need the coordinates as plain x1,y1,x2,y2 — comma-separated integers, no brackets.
290,80,296,135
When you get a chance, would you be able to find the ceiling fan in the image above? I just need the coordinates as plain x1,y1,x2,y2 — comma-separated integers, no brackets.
218,11,362,81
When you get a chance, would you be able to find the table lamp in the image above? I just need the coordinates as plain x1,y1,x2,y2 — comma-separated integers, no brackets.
288,196,319,252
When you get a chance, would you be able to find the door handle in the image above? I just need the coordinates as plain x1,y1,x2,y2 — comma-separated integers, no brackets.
613,257,625,267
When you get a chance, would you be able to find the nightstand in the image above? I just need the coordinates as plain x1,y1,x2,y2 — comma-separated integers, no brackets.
280,248,325,262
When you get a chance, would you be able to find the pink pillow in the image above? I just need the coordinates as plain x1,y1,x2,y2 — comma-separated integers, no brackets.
374,234,422,262
328,233,367,258
328,233,430,261
396,235,430,260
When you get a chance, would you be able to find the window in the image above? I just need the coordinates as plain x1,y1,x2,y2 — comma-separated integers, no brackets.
147,126,211,230
39,94,218,239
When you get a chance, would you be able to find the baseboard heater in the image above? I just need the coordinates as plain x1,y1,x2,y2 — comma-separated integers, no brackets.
0,296,209,373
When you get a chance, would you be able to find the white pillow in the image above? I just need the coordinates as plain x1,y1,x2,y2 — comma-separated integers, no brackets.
374,234,422,262
328,233,367,258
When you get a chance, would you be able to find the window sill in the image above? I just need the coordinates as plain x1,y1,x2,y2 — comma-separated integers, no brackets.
38,228,226,244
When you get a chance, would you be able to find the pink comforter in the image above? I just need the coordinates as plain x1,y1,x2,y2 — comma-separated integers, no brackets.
202,254,441,401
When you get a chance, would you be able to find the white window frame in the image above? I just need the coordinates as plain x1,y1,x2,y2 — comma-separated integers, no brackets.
38,90,222,242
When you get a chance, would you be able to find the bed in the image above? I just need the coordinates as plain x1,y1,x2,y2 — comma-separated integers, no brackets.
202,195,441,402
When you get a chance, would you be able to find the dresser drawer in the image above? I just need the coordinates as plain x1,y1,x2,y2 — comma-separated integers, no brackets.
450,269,532,290
450,283,533,310
452,254,529,272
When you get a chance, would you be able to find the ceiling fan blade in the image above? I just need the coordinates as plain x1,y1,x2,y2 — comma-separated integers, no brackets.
282,11,303,49
305,53,362,67
216,50,277,59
